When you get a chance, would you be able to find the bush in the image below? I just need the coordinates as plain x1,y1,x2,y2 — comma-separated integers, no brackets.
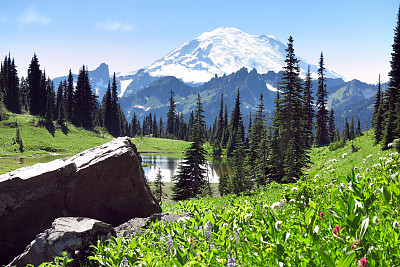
328,138,346,151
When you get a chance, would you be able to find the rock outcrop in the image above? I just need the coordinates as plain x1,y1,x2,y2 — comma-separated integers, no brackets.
0,137,161,264
115,212,194,237
8,217,115,267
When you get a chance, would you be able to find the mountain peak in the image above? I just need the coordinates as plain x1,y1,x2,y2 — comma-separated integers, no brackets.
144,27,344,84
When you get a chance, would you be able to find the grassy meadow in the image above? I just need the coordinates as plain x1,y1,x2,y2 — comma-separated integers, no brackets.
84,131,400,266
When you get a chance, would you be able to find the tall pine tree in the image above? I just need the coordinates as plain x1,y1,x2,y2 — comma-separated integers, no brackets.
314,52,330,147
227,88,244,157
304,65,314,148
372,75,384,144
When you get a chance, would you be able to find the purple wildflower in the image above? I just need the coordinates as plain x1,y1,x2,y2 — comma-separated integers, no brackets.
123,257,129,267
205,221,212,241
167,234,174,252
227,252,236,267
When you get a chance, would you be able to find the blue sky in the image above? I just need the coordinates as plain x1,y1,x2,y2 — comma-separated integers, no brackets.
0,0,398,84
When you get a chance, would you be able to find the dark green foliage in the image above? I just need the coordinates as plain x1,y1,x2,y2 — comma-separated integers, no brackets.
230,133,252,194
356,118,362,137
372,76,384,144
328,138,346,151
349,116,355,140
0,54,21,113
227,88,244,156
166,90,176,138
172,94,209,200
304,65,315,148
65,70,74,122
329,108,335,143
342,117,350,141
248,93,268,186
314,52,330,147
73,66,98,128
270,36,310,181
27,53,46,116
14,124,24,153
153,169,165,204
218,173,231,196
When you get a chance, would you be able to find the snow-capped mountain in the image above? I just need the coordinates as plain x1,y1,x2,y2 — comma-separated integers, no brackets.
144,27,344,84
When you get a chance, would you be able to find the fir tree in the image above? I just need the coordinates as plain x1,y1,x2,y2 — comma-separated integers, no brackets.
314,52,330,147
227,88,244,156
103,81,113,134
172,93,208,200
372,76,384,144
1,55,21,113
216,94,224,143
166,90,176,138
342,117,350,141
153,169,165,204
269,92,284,182
349,116,355,140
304,65,314,148
276,36,309,179
356,117,362,137
27,53,45,116
328,108,335,143
65,69,74,122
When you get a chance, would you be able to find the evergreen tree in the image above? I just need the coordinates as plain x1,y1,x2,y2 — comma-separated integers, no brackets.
55,81,64,121
227,88,244,156
304,65,314,148
372,75,384,144
65,69,74,122
153,169,165,204
314,52,330,147
110,73,120,136
328,108,335,142
0,55,21,113
166,90,176,138
27,53,45,116
216,94,224,143
231,133,251,194
19,77,28,111
342,117,350,141
356,117,362,137
172,93,209,200
269,92,284,182
221,103,229,148
73,66,97,128
349,115,355,140
218,173,231,196
249,93,267,186
276,36,309,179
103,81,113,133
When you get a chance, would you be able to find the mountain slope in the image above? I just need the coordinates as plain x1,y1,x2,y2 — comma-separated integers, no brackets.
144,27,344,85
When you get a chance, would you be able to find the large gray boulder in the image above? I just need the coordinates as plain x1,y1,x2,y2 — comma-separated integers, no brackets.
8,217,115,267
0,137,161,264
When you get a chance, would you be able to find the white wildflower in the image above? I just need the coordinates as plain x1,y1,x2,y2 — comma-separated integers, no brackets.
222,223,229,228
393,221,399,229
388,142,393,148
367,154,373,159
373,215,379,224
275,220,283,231
342,153,348,159
289,199,296,203
291,187,298,191
313,225,319,234
271,202,280,209
244,213,252,220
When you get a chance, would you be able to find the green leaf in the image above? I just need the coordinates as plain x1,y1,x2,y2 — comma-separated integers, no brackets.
338,250,356,267
315,249,335,267
359,216,369,240
328,208,343,219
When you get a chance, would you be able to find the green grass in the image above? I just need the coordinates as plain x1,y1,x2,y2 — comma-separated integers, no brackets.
0,113,114,174
86,138,400,266
308,130,394,182
131,137,191,154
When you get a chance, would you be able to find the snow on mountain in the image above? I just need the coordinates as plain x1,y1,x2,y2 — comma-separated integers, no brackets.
144,27,344,84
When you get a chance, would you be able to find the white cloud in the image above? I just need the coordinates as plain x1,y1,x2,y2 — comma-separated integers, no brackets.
19,5,51,25
97,21,134,32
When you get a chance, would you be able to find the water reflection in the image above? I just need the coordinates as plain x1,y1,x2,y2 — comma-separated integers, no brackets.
141,154,233,183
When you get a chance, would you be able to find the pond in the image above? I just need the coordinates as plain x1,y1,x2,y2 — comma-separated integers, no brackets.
0,154,72,175
141,154,233,183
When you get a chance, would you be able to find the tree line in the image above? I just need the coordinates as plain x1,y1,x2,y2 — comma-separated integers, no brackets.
0,53,129,137
372,7,400,152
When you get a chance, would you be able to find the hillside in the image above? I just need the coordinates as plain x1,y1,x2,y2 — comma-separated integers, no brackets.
0,113,113,174
88,130,400,266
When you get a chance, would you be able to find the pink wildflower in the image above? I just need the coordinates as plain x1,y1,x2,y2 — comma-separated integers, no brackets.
332,225,341,235
351,239,360,249
319,211,324,219
359,257,367,267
